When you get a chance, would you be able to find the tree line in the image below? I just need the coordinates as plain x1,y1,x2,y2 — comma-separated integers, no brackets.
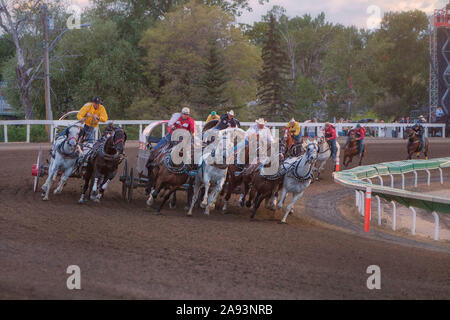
0,0,429,122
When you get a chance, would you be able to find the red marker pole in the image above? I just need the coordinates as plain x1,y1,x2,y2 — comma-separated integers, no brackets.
335,158,340,172
364,187,372,232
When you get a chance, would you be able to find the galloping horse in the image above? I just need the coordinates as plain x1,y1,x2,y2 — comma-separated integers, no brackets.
78,124,127,203
280,127,302,157
248,152,285,220
187,128,243,216
406,127,429,160
343,130,366,168
303,136,340,180
41,124,84,201
277,141,319,223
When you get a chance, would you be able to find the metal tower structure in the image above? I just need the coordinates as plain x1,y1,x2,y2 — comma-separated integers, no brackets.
430,3,450,119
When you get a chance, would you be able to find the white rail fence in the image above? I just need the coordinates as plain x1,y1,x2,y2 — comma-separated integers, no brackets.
0,119,447,143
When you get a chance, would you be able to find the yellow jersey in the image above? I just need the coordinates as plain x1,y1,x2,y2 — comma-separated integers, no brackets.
77,102,108,128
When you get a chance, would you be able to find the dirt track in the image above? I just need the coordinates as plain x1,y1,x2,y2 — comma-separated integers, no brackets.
1,139,450,299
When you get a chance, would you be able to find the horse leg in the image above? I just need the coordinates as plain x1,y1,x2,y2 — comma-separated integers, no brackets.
200,179,210,209
169,191,176,209
41,158,58,200
157,186,178,214
246,186,255,208
208,176,227,215
250,193,264,220
54,164,74,195
78,165,92,204
277,188,288,210
281,191,304,224
187,178,201,216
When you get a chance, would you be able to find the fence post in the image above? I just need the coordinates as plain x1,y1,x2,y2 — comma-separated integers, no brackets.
410,207,416,235
375,195,381,225
391,201,396,231
443,124,446,139
3,124,7,143
364,187,372,232
390,174,394,188
26,124,30,143
49,124,54,143
359,191,365,216
438,168,443,184
378,176,383,186
432,211,439,241
162,123,165,137
425,169,431,186
413,171,418,188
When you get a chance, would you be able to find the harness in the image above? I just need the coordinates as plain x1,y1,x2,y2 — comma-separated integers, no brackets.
56,139,80,159
163,153,187,175
291,143,317,182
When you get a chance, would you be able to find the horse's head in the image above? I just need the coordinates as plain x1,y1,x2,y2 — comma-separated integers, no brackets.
103,123,115,138
66,125,84,148
112,126,127,154
304,141,318,162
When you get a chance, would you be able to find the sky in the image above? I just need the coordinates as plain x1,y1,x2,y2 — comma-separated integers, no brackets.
71,0,449,28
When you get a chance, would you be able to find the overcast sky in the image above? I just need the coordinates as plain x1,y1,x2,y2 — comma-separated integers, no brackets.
72,0,449,28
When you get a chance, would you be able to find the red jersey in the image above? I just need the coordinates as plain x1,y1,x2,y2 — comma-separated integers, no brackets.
324,125,336,140
169,116,196,134
356,127,366,140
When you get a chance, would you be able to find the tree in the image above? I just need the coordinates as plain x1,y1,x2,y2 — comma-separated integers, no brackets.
0,0,42,119
137,1,261,120
197,39,230,113
257,14,293,120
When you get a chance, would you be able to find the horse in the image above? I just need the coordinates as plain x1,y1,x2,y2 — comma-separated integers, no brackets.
406,127,429,160
78,125,127,203
280,127,302,157
343,130,366,168
277,141,319,223
41,124,85,201
303,136,340,180
187,128,241,216
248,153,285,220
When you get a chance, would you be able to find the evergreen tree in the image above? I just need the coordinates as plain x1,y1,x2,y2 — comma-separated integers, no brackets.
257,14,293,120
197,39,230,116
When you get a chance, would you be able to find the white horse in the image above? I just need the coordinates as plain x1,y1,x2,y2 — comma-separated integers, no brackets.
41,125,84,201
187,127,245,216
302,137,339,180
277,141,319,223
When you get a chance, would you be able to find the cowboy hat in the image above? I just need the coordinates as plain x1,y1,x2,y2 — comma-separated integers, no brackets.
289,118,295,123
255,118,267,125
182,107,190,115
227,110,235,116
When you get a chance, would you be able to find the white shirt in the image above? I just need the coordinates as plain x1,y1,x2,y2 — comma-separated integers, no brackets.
245,124,274,144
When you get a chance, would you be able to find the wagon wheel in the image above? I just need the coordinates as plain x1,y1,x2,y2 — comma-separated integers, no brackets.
127,167,134,203
33,147,43,192
121,159,128,200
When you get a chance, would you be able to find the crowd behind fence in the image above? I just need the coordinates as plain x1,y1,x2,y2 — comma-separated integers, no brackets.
0,120,447,143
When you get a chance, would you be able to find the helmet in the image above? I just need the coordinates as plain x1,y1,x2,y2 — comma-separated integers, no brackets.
211,111,216,115
356,124,361,128
93,97,102,104
182,107,190,115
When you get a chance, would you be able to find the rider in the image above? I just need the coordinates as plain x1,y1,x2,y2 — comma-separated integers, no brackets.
77,97,108,144
284,118,301,143
245,118,274,144
153,107,196,152
412,121,426,153
206,111,220,123
346,123,365,156
215,110,240,130
324,122,337,161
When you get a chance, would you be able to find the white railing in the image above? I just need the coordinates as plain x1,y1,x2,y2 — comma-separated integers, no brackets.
0,119,447,143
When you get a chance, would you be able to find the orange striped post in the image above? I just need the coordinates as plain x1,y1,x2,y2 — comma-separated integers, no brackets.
335,158,340,172
364,187,372,232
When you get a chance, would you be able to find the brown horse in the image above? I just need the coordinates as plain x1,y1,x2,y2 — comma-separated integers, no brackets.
248,153,285,220
406,127,429,160
280,127,302,157
78,125,127,203
145,141,197,213
343,129,366,168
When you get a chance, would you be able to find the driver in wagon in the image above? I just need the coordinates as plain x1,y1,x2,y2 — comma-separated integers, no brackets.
77,96,108,144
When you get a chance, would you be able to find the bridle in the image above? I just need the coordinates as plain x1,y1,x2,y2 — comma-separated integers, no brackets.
292,143,318,181
56,125,82,159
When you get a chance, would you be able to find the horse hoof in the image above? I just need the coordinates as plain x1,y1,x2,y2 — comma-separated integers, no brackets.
184,206,189,211
169,203,175,209
278,220,287,224
78,199,84,204
42,197,49,201
200,203,207,209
